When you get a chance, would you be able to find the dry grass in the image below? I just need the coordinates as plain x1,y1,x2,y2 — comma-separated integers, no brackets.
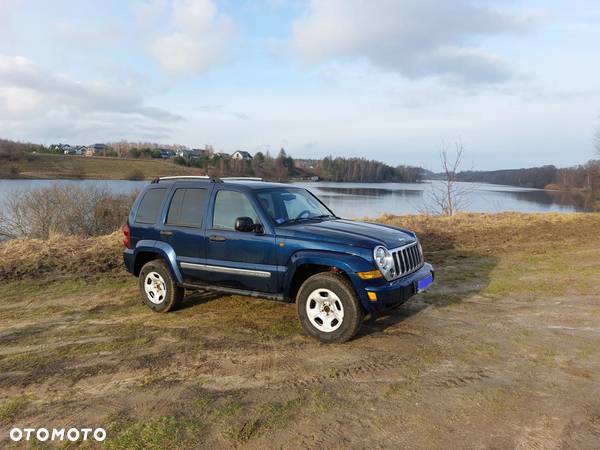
10,153,204,180
372,212,600,252
0,231,124,281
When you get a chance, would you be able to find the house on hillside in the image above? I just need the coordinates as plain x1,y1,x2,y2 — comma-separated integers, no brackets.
159,149,176,159
231,150,252,160
191,148,211,158
211,151,230,160
83,143,109,156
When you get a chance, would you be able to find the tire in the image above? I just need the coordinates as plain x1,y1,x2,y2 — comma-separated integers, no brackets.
296,272,364,343
138,259,184,313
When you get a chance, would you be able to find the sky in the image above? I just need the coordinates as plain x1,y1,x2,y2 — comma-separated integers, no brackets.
0,0,599,171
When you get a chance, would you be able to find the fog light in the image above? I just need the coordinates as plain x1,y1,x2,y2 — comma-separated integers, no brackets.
358,270,383,280
367,291,378,301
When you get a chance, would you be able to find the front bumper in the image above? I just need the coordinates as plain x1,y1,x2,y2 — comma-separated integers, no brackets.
354,263,434,312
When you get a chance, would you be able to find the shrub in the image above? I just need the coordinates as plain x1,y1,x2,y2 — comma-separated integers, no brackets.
0,185,138,239
173,156,188,166
126,169,145,181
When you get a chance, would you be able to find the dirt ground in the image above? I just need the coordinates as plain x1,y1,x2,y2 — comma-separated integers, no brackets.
1,213,600,449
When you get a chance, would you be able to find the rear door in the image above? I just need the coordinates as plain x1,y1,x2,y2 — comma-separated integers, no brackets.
159,186,211,282
201,188,278,293
130,187,168,244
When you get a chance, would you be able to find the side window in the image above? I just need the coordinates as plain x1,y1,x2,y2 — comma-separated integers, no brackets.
135,188,167,224
166,188,208,228
213,190,259,230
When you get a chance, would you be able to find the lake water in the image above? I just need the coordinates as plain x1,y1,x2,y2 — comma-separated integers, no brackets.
0,178,596,218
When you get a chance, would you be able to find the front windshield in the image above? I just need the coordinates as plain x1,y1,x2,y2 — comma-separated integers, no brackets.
256,188,335,225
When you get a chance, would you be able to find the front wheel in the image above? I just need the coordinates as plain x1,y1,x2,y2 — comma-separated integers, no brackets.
138,259,184,312
296,272,364,343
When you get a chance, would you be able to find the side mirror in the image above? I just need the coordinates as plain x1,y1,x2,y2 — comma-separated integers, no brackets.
235,216,254,232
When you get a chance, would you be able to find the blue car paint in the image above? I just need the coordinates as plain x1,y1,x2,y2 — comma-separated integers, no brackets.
124,179,434,313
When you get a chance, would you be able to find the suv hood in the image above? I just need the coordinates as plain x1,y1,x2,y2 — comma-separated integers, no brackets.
279,219,416,249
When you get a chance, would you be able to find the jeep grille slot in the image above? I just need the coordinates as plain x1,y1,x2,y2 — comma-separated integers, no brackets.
390,241,423,279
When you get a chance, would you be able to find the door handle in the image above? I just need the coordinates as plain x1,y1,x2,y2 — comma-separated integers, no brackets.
160,230,173,237
209,235,226,242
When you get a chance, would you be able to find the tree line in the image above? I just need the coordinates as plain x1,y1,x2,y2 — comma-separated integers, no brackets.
175,149,423,182
457,165,558,189
457,161,600,193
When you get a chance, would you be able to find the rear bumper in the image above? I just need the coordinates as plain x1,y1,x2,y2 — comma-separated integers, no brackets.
123,249,134,275
354,263,434,313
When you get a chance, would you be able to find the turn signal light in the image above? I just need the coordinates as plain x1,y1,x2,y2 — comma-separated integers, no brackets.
357,270,383,280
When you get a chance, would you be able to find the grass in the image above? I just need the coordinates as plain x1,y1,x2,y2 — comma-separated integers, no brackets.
8,153,204,180
0,396,29,423
105,414,202,450
218,399,303,444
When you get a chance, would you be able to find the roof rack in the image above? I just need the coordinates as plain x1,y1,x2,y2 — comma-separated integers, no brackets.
150,175,267,184
220,177,264,181
151,175,219,184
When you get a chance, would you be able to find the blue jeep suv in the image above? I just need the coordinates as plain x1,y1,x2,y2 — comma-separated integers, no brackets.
123,176,434,343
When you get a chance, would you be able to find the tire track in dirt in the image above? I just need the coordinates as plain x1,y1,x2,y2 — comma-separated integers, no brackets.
423,367,490,388
272,352,492,392
273,353,412,391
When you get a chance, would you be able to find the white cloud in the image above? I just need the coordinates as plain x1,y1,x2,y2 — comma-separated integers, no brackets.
0,55,183,142
146,0,234,75
293,0,533,85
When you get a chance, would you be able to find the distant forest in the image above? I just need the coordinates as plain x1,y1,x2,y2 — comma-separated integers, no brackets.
457,166,558,189
457,161,600,193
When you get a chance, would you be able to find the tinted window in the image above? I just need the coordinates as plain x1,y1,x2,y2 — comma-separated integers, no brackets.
135,188,167,224
166,188,208,227
213,190,259,230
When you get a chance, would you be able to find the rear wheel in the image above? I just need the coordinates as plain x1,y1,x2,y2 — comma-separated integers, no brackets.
296,272,364,343
138,259,184,312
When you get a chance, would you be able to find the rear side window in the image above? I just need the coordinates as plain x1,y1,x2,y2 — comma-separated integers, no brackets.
166,188,208,228
135,188,167,224
213,190,259,230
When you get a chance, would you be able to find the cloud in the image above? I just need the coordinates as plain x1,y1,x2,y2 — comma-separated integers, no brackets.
142,0,234,75
293,0,532,85
0,55,183,142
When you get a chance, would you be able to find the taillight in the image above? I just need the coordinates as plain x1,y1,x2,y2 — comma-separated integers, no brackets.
123,223,132,249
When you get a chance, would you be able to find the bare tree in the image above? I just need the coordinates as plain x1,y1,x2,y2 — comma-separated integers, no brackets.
424,141,471,216
0,185,136,240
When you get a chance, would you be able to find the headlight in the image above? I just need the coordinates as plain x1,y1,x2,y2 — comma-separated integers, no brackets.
373,246,394,278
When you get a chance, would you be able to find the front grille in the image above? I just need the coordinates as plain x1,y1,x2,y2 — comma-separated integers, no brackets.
391,241,423,279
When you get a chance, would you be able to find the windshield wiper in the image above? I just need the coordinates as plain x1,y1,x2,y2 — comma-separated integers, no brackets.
308,214,336,220
280,214,336,225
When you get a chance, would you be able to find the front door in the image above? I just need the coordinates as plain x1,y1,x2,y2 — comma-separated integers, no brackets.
202,188,278,293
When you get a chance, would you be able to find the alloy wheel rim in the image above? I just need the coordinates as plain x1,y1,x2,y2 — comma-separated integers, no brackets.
306,288,344,333
144,271,167,304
